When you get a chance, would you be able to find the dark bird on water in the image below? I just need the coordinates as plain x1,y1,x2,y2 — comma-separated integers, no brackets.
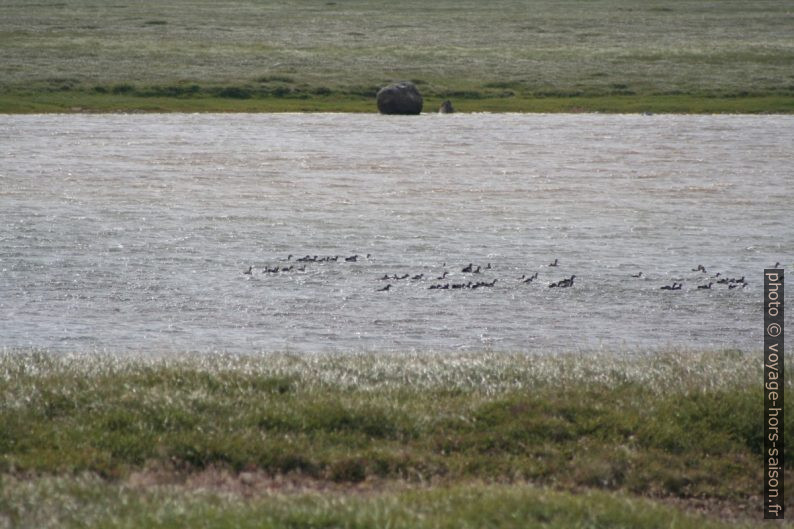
692,264,706,273
660,282,680,290
346,255,358,262
549,258,558,267
243,266,252,275
377,284,391,292
412,274,424,280
550,275,575,288
437,271,448,280
697,283,712,290
774,262,781,268
462,263,473,273
631,272,643,278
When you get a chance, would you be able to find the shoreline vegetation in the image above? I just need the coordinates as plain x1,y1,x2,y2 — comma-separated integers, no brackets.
2,91,794,115
1,349,790,528
2,0,794,115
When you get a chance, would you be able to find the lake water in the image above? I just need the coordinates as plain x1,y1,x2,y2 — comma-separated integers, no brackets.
0,113,791,355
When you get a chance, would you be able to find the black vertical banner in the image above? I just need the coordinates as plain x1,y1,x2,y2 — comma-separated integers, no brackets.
765,268,784,519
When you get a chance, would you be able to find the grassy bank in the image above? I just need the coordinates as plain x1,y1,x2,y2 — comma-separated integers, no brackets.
0,349,789,527
2,91,793,114
2,0,793,113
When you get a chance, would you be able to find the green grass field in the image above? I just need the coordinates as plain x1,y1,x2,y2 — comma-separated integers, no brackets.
1,0,793,113
0,349,789,527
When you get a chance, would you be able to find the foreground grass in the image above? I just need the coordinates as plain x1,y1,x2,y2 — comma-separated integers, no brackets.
1,0,793,113
1,476,759,529
0,349,788,527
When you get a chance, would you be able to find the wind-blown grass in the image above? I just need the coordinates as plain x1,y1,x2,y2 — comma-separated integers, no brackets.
0,348,788,526
0,476,763,529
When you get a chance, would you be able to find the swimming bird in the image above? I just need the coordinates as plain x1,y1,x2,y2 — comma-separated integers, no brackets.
412,274,424,280
473,266,481,274
774,262,781,268
551,275,575,288
697,283,712,290
345,255,358,262
243,266,252,275
379,274,390,280
660,282,679,290
549,258,558,267
692,264,706,273
559,275,576,288
462,263,473,273
672,283,682,290
377,284,391,292
631,272,643,278
286,254,293,261
728,283,739,289
437,271,448,280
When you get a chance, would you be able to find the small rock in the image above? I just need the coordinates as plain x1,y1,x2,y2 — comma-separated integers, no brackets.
438,100,455,113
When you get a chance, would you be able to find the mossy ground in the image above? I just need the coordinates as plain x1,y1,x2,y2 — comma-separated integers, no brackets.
0,349,789,527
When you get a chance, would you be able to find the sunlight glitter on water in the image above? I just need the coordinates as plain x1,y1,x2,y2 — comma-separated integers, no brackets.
0,113,791,354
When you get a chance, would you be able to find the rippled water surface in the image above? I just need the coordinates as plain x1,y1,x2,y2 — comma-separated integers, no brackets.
1,113,791,354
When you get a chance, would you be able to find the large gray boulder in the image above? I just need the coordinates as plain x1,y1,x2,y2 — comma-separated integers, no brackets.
376,81,423,115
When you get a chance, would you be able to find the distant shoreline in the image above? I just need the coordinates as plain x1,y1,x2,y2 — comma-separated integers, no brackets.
2,93,793,114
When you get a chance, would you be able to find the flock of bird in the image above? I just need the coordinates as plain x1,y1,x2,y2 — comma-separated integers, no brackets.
242,255,781,293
